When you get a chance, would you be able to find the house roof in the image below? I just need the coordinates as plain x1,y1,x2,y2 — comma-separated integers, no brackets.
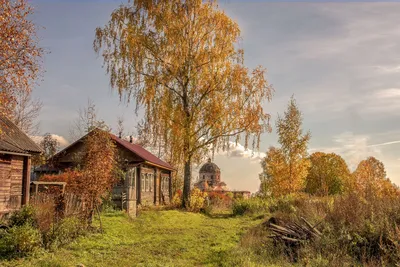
0,116,42,155
109,134,174,171
53,129,173,171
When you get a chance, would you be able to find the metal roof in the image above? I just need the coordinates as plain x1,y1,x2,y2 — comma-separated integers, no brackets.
0,116,42,154
52,129,173,171
109,134,173,171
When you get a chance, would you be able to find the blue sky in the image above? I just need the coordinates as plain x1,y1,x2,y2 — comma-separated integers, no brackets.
30,1,400,192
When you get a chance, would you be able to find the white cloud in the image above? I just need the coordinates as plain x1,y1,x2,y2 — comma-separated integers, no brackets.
375,65,400,74
30,134,70,148
374,88,400,99
311,132,382,170
368,140,400,147
218,141,266,162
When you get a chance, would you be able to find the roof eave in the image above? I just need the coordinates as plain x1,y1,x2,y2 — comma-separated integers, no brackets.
143,160,175,171
0,150,31,157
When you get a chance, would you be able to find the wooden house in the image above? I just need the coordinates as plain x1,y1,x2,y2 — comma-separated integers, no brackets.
0,116,42,216
41,130,174,210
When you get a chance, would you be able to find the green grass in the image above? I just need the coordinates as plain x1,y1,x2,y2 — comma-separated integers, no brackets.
1,210,262,267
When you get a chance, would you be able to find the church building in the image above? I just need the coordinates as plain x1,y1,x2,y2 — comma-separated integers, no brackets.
194,158,250,198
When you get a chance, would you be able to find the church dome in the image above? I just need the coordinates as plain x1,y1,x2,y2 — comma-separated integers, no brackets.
199,158,220,173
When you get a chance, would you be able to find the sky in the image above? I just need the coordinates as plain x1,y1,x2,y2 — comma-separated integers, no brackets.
29,1,400,193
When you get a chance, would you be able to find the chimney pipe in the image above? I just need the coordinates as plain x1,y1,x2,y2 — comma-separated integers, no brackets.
118,132,122,139
129,135,133,143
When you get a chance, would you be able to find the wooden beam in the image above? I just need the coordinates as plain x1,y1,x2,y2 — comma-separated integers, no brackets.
21,156,31,205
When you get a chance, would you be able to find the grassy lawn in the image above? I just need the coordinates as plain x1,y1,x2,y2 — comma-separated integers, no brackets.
1,210,262,267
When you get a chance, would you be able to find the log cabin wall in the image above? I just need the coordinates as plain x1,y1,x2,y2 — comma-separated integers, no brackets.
0,155,24,213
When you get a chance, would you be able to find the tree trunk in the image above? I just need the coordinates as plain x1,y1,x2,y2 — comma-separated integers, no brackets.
182,157,192,208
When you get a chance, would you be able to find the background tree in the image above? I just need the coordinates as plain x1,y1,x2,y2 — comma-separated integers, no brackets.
259,97,310,197
305,152,351,196
0,0,43,117
69,99,110,141
10,89,42,135
116,116,124,138
353,156,388,199
259,147,289,197
32,133,60,167
94,0,273,207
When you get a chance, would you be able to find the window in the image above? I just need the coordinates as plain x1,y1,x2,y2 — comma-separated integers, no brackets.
126,168,136,187
141,174,145,192
141,172,155,192
149,174,153,192
161,176,169,192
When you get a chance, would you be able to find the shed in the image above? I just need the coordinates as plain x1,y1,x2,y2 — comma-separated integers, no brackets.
0,116,42,216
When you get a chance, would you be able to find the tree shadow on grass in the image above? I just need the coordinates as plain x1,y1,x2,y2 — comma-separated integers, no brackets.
206,213,234,219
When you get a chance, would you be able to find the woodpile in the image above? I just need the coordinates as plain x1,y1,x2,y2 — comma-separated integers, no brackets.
265,217,322,245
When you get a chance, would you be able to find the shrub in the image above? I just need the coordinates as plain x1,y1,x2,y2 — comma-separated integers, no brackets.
170,189,183,209
188,188,207,212
40,169,83,194
0,223,42,258
8,205,37,227
101,193,118,213
208,191,232,208
249,192,400,265
43,217,85,250
232,197,269,216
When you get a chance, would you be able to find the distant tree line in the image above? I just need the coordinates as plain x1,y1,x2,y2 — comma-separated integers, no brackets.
259,97,399,199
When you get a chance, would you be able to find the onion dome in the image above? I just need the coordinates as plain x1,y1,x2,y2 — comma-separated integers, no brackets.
199,158,220,173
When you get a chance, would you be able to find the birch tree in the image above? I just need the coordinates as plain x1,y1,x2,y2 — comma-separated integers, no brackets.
0,0,43,117
10,89,42,135
94,0,273,207
260,97,310,197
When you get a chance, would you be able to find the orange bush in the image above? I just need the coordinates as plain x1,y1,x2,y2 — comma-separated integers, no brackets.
40,169,83,194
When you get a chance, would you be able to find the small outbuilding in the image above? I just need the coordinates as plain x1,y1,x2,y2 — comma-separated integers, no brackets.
0,116,42,216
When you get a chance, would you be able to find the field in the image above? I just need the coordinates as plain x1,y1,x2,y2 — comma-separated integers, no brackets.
1,210,263,267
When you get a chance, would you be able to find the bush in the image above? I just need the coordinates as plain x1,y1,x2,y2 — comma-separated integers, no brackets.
2,198,88,257
232,197,269,216
170,189,183,209
244,192,400,265
8,205,37,227
40,169,83,194
43,217,85,250
208,192,232,208
188,188,208,212
0,223,42,258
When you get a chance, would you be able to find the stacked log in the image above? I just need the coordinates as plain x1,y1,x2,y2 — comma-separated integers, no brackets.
266,217,322,245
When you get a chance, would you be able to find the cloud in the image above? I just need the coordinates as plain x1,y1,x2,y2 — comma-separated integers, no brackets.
311,132,382,170
31,134,70,148
374,88,400,99
375,65,400,74
218,142,266,162
368,140,400,147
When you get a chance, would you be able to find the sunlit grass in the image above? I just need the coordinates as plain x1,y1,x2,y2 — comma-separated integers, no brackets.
1,210,262,267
